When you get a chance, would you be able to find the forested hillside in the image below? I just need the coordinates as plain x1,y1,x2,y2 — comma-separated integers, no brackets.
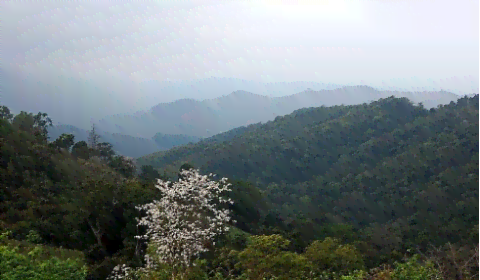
0,95,478,280
138,95,476,186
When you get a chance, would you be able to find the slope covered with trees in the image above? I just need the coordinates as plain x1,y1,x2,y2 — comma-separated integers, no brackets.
138,96,473,188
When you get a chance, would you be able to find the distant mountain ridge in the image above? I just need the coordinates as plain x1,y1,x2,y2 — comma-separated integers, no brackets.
95,86,461,138
47,125,201,158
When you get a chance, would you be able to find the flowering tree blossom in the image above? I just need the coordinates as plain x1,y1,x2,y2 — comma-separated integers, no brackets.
108,168,234,279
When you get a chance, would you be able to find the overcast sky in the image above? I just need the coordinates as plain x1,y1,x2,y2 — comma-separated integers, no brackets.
2,0,478,129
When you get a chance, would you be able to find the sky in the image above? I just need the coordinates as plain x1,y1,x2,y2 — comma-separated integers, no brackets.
2,0,479,130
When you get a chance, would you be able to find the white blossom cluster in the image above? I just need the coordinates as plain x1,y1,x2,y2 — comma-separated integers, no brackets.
108,169,234,280
107,264,134,280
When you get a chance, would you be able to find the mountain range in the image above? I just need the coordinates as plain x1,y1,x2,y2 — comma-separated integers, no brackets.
48,85,463,158
94,85,460,138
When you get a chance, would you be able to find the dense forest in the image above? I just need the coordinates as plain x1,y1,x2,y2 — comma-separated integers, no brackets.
0,94,478,280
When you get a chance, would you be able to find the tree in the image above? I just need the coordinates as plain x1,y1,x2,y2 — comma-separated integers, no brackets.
108,169,234,279
139,165,161,184
71,141,91,160
235,234,312,280
12,111,35,133
32,112,53,141
97,142,116,161
0,105,13,122
304,237,364,275
88,123,101,149
391,254,442,280
108,155,137,179
11,111,52,142
50,133,75,152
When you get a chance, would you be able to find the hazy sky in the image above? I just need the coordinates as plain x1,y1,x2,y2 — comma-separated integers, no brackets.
2,0,478,129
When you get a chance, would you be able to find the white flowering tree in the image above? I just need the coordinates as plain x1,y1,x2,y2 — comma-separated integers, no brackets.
108,168,234,280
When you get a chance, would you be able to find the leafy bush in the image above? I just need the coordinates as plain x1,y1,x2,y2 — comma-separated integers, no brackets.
392,254,443,280
0,231,87,280
234,234,312,280
340,254,443,280
304,237,364,275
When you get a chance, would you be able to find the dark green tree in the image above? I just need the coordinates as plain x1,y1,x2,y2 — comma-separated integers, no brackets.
0,105,13,122
97,142,116,161
11,111,52,142
33,112,53,141
71,141,91,160
50,133,75,152
139,165,160,184
108,155,136,178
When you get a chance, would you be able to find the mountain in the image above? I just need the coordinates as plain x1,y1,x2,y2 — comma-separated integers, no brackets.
136,93,477,184
47,125,201,158
95,86,460,138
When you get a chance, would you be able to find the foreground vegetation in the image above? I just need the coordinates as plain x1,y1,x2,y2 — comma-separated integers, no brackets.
0,94,478,279
0,231,88,279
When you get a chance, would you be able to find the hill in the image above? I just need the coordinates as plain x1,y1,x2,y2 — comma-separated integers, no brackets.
137,93,467,184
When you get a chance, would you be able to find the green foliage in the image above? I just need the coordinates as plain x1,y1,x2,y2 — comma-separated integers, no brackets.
391,255,443,280
0,105,14,122
221,227,251,250
339,270,367,280
304,237,364,275
0,245,88,280
50,133,76,152
340,255,444,280
221,179,275,235
97,142,117,161
138,165,161,184
108,155,137,178
0,231,87,280
71,140,91,159
10,111,53,142
235,234,312,280
25,230,43,244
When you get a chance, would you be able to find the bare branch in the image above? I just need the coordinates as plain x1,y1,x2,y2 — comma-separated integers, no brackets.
460,245,478,270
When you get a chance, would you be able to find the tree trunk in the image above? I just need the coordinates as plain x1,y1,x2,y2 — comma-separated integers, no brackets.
88,218,108,256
